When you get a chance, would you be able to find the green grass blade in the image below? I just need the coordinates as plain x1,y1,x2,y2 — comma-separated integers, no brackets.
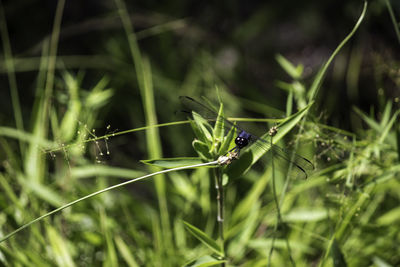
213,103,226,142
71,165,145,179
0,127,56,149
384,0,400,44
100,209,118,267
380,101,392,127
183,221,223,256
192,111,213,142
230,170,269,224
308,1,367,101
141,157,205,168
0,2,24,154
47,226,75,267
18,175,64,206
378,109,400,144
275,54,302,79
115,235,140,267
0,161,218,243
184,255,226,267
331,239,347,267
114,0,172,258
282,207,330,222
353,106,381,131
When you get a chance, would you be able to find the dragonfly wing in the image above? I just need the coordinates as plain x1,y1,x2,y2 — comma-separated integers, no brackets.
179,96,243,130
179,96,314,178
251,136,314,178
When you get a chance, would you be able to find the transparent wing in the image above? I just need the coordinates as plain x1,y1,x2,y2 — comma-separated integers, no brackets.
179,96,314,178
250,136,314,178
179,96,221,121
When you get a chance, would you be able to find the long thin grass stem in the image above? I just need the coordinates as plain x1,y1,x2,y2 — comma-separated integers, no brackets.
267,134,296,267
213,167,225,264
0,160,218,244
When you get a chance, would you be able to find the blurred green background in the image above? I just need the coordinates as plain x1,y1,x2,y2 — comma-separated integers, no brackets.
0,0,399,266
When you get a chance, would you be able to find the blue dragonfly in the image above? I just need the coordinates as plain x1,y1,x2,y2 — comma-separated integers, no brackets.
179,96,314,178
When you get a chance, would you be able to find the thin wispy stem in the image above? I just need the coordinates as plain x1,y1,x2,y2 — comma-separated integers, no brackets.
0,160,218,244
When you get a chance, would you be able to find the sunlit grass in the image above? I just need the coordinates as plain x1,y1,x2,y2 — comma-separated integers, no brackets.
1,1,400,266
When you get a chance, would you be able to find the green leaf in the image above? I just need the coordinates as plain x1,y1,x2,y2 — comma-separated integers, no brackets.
192,140,213,160
115,235,140,267
231,171,269,223
378,109,400,144
141,157,204,168
184,255,226,267
218,123,236,156
372,256,392,267
331,239,347,267
353,106,380,131
227,202,260,259
86,88,113,109
380,100,392,127
308,1,367,101
283,208,330,222
18,174,64,207
183,221,223,256
0,127,56,149
396,120,400,161
71,165,145,179
213,102,225,142
286,90,293,116
376,206,400,225
192,111,213,143
47,225,75,267
275,54,302,79
59,75,81,142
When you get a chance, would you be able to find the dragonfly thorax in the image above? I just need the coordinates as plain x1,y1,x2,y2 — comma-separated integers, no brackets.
235,131,251,149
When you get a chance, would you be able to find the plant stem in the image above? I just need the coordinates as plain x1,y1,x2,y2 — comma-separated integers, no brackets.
268,135,296,267
0,160,219,243
213,168,225,265
384,0,400,45
267,137,277,267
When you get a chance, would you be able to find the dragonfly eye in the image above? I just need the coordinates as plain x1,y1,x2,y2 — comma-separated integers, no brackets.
235,136,249,149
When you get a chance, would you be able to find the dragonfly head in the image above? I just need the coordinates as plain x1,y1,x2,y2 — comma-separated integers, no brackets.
235,131,251,149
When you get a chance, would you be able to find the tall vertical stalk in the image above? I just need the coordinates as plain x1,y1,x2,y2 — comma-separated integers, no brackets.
213,167,225,265
267,129,296,267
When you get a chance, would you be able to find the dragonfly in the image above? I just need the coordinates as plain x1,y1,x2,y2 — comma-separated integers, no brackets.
179,96,314,178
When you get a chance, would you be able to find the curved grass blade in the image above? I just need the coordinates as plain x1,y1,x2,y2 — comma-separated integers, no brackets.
183,221,224,257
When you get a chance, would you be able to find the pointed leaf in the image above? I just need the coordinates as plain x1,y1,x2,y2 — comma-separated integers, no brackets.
193,111,213,142
115,235,140,267
331,239,347,267
283,208,330,222
276,54,302,79
18,175,64,206
193,140,213,160
380,101,392,127
47,225,75,267
141,157,204,168
71,165,145,179
183,221,223,256
184,255,226,267
213,103,225,142
378,109,400,144
308,2,367,101
218,124,236,155
353,106,380,131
